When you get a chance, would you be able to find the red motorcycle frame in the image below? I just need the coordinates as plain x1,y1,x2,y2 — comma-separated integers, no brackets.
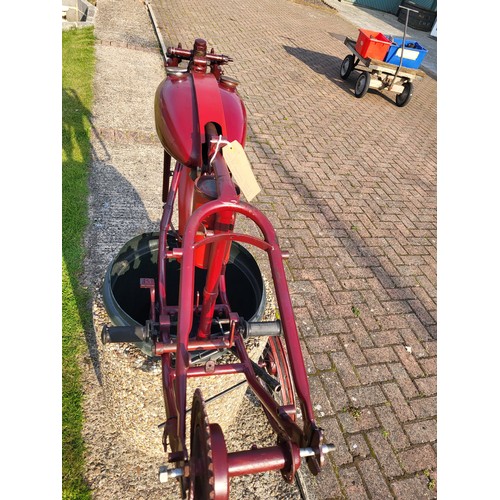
102,38,334,499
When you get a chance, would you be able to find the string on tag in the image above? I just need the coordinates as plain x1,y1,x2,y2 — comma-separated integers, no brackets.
209,135,231,165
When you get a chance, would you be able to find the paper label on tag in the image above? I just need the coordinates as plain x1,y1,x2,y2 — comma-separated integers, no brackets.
222,141,261,202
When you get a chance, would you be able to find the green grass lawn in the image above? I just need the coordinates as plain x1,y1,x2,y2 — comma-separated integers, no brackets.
62,26,95,500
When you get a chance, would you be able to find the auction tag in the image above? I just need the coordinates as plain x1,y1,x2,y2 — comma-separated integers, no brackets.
222,141,261,202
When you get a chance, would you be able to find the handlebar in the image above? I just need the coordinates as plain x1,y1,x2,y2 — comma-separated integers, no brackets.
398,4,419,13
167,45,233,64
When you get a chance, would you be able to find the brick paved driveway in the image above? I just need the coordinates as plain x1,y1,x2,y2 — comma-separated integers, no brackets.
150,0,437,497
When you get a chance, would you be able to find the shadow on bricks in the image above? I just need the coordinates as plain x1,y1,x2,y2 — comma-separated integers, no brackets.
247,120,436,343
283,45,354,98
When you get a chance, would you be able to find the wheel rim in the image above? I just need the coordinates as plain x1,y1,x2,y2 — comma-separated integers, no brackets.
341,58,350,76
397,83,413,105
266,337,296,410
257,336,297,428
355,74,366,94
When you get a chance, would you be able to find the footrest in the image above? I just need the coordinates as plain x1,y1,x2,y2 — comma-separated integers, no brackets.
101,324,148,344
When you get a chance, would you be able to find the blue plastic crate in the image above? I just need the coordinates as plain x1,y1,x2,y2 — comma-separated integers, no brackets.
384,37,428,69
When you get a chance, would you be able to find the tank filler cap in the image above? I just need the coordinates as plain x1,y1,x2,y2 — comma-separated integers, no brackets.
219,75,240,91
166,67,189,77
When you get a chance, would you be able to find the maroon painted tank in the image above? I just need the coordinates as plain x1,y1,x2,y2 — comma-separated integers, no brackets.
154,39,247,168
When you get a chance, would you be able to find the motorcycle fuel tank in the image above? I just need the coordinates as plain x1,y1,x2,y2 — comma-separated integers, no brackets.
154,70,247,168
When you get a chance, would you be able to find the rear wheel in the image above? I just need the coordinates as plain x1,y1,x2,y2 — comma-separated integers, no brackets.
256,336,300,483
396,81,414,107
354,72,371,98
340,55,355,80
258,336,296,413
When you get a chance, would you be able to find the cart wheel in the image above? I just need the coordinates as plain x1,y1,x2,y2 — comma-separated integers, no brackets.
354,72,371,98
396,81,414,107
340,55,355,80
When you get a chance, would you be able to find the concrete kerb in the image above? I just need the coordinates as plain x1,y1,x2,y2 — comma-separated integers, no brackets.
62,0,97,30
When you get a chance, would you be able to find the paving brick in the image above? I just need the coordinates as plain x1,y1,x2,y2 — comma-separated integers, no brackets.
381,300,413,315
338,466,370,500
399,328,428,358
405,313,435,342
377,314,411,331
382,383,416,423
415,376,437,397
320,267,344,292
398,444,437,474
393,344,425,378
301,342,317,376
334,290,365,306
418,357,437,376
339,334,368,366
357,458,394,499
312,352,333,371
374,406,410,450
370,330,403,347
360,312,382,333
391,476,436,499
318,318,351,335
320,371,350,413
366,430,404,478
422,340,437,357
337,408,379,434
312,279,336,306
297,312,320,338
357,364,393,385
306,301,332,323
346,434,371,459
412,285,436,314
330,351,360,388
347,385,387,407
364,347,399,364
308,375,334,417
319,416,352,466
409,396,437,419
386,287,416,301
299,457,344,500
365,277,392,302
346,319,374,348
387,362,419,398
404,419,437,445
305,335,342,354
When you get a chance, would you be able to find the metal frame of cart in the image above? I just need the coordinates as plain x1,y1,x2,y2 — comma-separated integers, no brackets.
340,36,426,107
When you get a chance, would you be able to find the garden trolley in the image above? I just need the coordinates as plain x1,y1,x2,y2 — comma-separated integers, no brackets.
339,4,427,107
340,36,425,107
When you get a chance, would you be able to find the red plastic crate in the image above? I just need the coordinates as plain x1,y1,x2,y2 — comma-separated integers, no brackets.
355,29,392,60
